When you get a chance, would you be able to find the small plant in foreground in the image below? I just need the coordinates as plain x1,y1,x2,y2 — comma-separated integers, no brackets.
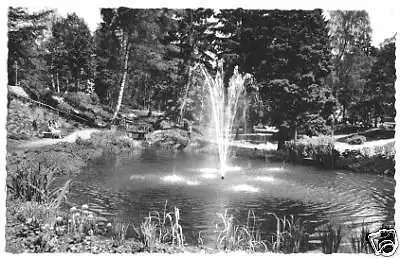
215,209,268,252
350,221,373,253
7,162,71,206
267,213,309,253
319,223,342,253
140,200,184,251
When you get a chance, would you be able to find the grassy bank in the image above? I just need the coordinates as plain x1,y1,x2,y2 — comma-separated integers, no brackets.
6,198,377,254
6,129,146,252
265,135,395,175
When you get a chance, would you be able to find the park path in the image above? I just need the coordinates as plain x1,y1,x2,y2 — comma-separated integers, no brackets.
17,128,101,149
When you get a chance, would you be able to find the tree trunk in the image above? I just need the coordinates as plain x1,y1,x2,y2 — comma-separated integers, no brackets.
112,38,130,120
15,61,18,86
342,104,346,120
51,74,55,91
277,126,286,150
56,72,60,93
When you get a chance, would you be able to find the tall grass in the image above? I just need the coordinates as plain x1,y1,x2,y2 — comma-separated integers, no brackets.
140,200,184,251
7,162,71,208
214,209,268,252
267,213,309,253
319,223,342,254
350,221,373,253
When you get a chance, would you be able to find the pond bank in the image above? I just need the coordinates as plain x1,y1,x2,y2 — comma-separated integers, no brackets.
5,128,392,254
191,136,395,176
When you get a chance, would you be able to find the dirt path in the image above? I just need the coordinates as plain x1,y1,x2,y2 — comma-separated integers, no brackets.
17,128,101,149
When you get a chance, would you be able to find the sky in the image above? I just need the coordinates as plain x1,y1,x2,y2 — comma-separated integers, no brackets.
14,1,398,47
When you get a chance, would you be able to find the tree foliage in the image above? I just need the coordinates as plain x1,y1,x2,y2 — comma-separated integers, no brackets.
213,9,333,144
46,13,94,92
8,7,53,87
362,38,396,121
327,11,374,118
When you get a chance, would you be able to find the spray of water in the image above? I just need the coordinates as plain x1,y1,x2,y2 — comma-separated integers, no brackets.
200,65,250,177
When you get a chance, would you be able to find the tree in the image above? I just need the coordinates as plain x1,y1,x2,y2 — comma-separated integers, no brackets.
8,7,53,87
94,20,121,104
327,11,373,118
166,9,217,121
363,37,396,124
48,13,94,92
97,8,179,119
213,9,333,146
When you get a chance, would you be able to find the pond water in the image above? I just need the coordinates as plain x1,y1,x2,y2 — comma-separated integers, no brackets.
68,149,395,249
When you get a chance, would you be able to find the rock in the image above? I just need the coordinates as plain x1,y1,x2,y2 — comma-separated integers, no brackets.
146,129,189,150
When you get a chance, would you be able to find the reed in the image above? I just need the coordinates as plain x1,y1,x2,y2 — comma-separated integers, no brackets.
350,221,373,253
7,162,71,205
215,209,268,252
140,200,184,251
267,213,309,253
319,223,342,253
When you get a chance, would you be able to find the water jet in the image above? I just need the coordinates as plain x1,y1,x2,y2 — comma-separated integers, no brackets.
200,64,251,178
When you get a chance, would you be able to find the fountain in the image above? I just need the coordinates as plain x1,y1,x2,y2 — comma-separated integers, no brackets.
199,64,251,178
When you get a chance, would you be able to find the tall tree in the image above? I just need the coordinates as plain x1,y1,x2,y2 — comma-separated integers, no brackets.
166,9,216,121
98,8,178,120
214,9,333,146
363,37,396,124
327,10,373,118
8,7,53,87
48,13,94,92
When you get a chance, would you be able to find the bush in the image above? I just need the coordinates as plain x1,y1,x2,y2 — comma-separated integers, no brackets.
64,91,92,109
334,124,367,135
284,136,338,168
7,162,71,206
345,135,366,145
299,117,332,136
90,92,100,105
56,101,74,113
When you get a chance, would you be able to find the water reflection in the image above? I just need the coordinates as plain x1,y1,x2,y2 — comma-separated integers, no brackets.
68,149,395,244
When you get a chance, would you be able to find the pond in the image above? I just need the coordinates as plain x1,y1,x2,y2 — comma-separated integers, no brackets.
67,148,395,249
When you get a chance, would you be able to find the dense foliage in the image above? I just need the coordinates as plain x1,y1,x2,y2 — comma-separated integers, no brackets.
7,7,396,145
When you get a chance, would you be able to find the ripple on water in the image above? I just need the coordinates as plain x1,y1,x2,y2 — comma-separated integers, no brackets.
186,180,201,186
266,167,285,172
162,174,185,183
232,184,260,193
198,166,241,174
129,175,146,180
200,173,218,179
198,168,219,174
255,176,275,182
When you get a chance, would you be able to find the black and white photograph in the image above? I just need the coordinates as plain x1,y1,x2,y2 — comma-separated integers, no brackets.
2,1,399,255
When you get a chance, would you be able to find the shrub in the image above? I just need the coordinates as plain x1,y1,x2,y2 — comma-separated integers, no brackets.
299,117,332,136
90,92,100,105
56,101,74,113
7,162,71,207
64,91,92,109
319,223,342,254
334,124,366,135
284,136,338,168
345,135,367,145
